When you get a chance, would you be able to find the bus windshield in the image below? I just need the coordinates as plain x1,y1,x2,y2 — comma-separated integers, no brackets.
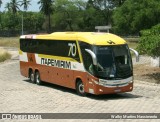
92,45,133,79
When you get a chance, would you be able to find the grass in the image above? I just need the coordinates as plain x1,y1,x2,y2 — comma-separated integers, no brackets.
124,37,139,42
127,42,138,49
0,49,11,62
123,37,139,49
0,37,19,48
123,37,139,57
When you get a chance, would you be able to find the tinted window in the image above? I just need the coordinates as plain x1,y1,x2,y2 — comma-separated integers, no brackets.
20,39,80,62
79,42,93,73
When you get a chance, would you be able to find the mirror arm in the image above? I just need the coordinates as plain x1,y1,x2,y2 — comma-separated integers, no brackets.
129,48,139,62
85,49,97,65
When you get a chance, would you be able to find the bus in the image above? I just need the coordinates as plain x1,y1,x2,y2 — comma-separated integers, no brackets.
19,32,139,96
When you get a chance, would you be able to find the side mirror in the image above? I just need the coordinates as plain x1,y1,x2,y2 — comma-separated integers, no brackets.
129,48,139,62
85,49,97,65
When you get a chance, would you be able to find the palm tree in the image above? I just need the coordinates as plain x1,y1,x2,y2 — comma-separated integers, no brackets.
38,0,54,33
5,3,11,12
0,0,2,8
10,0,21,14
20,0,31,11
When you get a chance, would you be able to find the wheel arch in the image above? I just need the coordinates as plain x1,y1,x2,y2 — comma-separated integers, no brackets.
75,77,83,88
28,68,33,78
35,69,39,73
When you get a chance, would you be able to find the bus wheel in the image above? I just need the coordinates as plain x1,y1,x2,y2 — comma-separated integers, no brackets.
35,71,42,85
29,70,35,83
76,80,86,96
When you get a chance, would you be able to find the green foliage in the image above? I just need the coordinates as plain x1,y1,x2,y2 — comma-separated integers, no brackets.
52,0,114,31
52,0,86,31
38,0,54,32
0,12,44,33
113,0,160,35
20,0,31,11
9,0,21,13
0,12,19,30
0,0,160,35
22,12,44,33
137,24,160,57
38,0,54,15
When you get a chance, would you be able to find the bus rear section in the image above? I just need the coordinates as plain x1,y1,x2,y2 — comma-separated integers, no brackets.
19,32,139,96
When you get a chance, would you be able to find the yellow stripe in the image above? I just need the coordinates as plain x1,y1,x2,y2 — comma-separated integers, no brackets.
38,54,78,62
19,49,23,55
76,40,83,63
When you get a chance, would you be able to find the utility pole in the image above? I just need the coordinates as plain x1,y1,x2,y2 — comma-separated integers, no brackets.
22,14,24,35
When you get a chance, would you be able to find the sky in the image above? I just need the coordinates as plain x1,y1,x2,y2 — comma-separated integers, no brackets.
0,0,40,12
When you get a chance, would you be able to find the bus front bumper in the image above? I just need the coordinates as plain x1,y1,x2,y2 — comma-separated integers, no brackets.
86,76,133,95
93,83,133,95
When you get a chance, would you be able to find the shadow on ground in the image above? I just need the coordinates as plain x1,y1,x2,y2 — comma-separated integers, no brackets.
23,79,142,100
87,92,141,100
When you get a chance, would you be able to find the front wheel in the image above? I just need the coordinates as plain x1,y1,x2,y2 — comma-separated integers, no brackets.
76,80,86,96
35,71,42,85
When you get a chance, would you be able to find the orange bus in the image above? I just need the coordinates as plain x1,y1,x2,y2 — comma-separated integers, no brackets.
19,32,139,96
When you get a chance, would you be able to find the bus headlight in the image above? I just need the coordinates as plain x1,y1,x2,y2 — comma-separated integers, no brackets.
99,79,106,86
91,79,99,84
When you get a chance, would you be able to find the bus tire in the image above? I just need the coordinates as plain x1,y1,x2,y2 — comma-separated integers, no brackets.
76,80,86,96
35,71,42,85
29,70,35,83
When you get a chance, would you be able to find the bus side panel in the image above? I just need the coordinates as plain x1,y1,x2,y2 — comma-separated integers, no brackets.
36,64,49,82
20,61,29,78
48,67,74,89
36,65,75,89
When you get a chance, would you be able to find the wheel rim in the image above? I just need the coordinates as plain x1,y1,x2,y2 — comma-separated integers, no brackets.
78,83,84,94
36,73,40,84
30,73,34,82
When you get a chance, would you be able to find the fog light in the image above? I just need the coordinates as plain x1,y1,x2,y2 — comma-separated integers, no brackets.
129,80,133,83
89,88,94,94
99,89,103,92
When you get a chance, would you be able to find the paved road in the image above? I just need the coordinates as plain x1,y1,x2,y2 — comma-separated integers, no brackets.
0,52,160,121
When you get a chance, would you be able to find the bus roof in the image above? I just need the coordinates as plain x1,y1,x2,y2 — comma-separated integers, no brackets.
20,32,126,45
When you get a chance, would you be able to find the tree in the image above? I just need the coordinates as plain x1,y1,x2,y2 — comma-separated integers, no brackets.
20,0,31,11
5,3,12,12
52,0,87,31
83,0,110,31
0,0,2,30
93,0,114,25
0,11,44,33
38,0,54,33
112,0,126,7
0,0,2,8
9,0,21,14
21,12,44,33
53,0,81,31
137,24,160,57
112,0,160,35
